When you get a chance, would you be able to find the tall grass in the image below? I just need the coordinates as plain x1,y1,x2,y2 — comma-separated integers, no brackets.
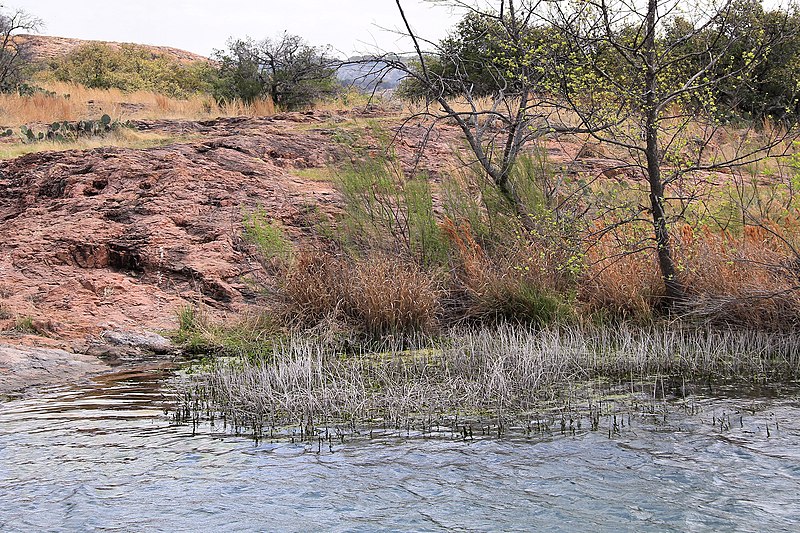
582,220,800,328
0,82,276,125
276,251,441,339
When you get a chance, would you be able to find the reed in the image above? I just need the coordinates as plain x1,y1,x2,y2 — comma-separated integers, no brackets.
173,324,800,436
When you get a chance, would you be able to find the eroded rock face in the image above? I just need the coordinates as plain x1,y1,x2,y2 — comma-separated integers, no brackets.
0,115,344,346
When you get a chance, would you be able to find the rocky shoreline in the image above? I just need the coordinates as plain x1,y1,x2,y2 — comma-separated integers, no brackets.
0,329,177,397
0,111,610,396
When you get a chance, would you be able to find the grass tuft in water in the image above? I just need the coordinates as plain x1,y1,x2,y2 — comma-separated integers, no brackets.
172,324,800,439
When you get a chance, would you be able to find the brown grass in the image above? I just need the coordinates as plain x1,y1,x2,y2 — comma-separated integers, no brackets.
0,82,276,125
581,231,665,319
276,252,441,338
579,220,800,328
680,224,800,330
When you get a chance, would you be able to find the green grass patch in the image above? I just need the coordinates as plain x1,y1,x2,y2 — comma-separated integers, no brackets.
242,207,293,262
292,167,336,182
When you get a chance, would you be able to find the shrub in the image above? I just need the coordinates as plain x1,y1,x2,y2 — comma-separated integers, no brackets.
275,252,441,338
336,158,451,267
49,43,216,98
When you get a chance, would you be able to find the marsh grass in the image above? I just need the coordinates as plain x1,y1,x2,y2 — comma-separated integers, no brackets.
173,324,800,439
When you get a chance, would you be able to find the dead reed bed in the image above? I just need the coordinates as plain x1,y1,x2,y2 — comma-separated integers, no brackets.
173,324,800,436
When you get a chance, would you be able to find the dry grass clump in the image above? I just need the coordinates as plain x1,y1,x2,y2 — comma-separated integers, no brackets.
347,257,440,337
577,222,800,329
277,252,343,326
0,91,80,123
680,225,800,330
442,219,576,325
0,82,276,125
218,97,276,118
275,251,441,338
581,236,665,320
0,127,184,159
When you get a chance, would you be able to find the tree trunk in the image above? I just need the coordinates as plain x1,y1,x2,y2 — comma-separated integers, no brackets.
493,169,539,234
644,0,685,305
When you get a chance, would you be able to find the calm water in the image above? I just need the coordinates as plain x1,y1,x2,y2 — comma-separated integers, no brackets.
2,369,800,532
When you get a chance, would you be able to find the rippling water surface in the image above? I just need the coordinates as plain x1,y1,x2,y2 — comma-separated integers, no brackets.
2,369,800,532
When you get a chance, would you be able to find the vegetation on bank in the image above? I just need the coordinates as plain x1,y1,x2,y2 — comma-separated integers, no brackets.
1,3,800,421
174,325,800,438
176,146,800,353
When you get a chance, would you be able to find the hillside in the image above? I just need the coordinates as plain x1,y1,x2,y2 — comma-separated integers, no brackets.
0,111,465,346
14,34,210,64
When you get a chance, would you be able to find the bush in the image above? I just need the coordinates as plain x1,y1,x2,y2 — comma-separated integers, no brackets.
276,252,441,339
336,158,451,267
49,43,216,98
212,35,337,110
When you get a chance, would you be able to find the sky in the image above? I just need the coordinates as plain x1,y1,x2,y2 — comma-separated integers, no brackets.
5,0,464,57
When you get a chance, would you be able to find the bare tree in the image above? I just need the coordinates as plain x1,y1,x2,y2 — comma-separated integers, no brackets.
0,6,41,92
547,0,800,303
365,0,585,234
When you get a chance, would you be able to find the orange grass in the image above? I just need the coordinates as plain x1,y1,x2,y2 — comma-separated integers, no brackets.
0,82,276,125
581,219,800,327
276,251,441,337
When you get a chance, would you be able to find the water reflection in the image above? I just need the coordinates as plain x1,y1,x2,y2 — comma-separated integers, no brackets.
1,370,799,532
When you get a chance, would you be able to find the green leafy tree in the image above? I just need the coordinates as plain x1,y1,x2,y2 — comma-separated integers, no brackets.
398,11,559,99
213,34,337,109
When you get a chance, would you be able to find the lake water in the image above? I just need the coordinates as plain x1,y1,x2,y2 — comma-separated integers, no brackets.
2,368,800,532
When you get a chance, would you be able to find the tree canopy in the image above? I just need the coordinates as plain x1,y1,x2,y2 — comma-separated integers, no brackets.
212,34,337,110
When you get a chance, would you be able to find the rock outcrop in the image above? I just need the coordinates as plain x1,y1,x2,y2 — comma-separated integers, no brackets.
0,115,344,350
0,342,110,396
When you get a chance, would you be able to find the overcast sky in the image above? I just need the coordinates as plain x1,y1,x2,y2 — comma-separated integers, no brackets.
5,0,463,57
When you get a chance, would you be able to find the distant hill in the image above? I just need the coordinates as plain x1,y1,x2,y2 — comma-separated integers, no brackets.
337,56,408,91
17,35,407,92
14,34,210,64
